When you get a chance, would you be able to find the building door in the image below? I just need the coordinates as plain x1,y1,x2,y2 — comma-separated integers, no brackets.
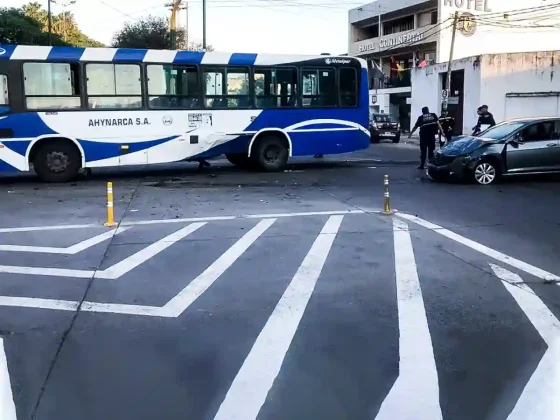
389,92,411,133
441,70,464,135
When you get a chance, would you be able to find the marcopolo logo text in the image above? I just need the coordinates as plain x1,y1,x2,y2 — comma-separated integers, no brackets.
325,58,351,64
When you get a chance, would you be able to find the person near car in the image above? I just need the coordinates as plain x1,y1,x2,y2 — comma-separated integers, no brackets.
439,110,455,147
472,105,496,135
409,106,444,169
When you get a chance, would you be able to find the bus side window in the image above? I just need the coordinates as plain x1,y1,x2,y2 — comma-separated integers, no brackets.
86,63,142,109
302,68,336,107
23,62,82,110
0,75,8,106
253,68,297,109
339,67,357,107
147,64,200,109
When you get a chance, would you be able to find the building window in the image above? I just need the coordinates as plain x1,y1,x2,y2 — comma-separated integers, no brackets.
204,66,251,108
0,75,8,105
253,67,298,108
383,15,414,35
86,63,142,109
23,62,81,110
147,64,200,109
431,10,437,24
302,68,336,107
339,68,357,107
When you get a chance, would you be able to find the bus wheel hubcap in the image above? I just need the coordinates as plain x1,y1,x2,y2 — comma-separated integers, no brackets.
264,146,280,163
46,152,69,173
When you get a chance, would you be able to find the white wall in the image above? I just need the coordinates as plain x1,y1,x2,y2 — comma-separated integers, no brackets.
411,56,481,133
437,0,560,64
480,51,560,122
370,89,391,114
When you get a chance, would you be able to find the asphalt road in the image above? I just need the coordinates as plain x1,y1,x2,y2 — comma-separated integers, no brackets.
1,143,560,420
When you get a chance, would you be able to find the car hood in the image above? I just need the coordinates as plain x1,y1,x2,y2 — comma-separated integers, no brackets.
441,135,497,156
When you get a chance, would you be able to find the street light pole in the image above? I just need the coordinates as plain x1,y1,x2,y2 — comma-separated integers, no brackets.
48,0,52,46
202,0,207,50
167,0,183,50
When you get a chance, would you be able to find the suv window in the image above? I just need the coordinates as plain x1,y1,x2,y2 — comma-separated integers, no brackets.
553,120,560,140
521,121,555,141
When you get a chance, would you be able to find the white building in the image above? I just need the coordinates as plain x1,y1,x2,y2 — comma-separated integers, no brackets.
412,51,560,135
348,0,560,131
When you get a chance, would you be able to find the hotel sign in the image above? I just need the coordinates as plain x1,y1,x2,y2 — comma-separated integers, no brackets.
444,0,491,12
358,31,425,52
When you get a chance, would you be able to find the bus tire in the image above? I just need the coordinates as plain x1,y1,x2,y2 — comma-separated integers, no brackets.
32,139,82,183
252,134,289,172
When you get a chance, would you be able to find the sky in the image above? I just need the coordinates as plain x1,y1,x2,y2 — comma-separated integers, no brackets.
5,0,365,55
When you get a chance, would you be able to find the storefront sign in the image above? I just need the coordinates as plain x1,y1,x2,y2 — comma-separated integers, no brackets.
443,0,491,12
358,31,425,52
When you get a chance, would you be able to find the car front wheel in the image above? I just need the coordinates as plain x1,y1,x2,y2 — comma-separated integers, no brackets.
473,161,500,185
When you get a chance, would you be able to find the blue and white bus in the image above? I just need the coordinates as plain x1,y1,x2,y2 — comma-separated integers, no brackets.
0,45,369,182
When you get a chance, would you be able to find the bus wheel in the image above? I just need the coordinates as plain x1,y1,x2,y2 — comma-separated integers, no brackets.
252,134,289,172
226,153,253,169
33,139,82,183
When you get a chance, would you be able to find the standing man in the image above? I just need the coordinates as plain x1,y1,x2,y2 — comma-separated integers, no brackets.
439,109,455,147
409,106,444,169
472,104,496,135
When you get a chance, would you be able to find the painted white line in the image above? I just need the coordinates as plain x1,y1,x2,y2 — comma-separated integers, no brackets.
0,296,78,311
0,223,205,280
490,264,560,420
397,213,560,283
96,222,205,279
213,215,343,420
0,265,94,278
0,209,366,233
81,302,165,317
0,224,97,233
162,218,276,317
375,219,442,420
0,227,130,254
0,337,17,420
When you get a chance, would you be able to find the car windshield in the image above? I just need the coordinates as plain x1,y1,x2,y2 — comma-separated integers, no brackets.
478,122,526,139
374,114,392,123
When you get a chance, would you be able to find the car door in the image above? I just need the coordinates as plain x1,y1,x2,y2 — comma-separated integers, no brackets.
505,120,560,173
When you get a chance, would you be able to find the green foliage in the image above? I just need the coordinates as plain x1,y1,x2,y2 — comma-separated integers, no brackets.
0,2,103,47
112,15,214,51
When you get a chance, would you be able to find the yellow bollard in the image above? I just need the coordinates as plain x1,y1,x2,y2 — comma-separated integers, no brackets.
381,174,394,215
104,181,116,227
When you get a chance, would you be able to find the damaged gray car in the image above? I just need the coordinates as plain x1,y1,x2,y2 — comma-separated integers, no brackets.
426,117,560,185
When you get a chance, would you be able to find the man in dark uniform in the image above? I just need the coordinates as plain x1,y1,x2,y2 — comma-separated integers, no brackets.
439,109,455,147
409,106,444,169
473,105,496,135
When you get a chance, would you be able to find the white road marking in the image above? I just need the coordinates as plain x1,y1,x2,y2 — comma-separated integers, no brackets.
0,296,78,311
397,213,560,283
0,227,130,254
0,223,205,280
0,209,365,233
161,218,276,317
490,264,560,420
212,215,343,420
95,222,205,279
375,218,442,420
0,219,275,316
0,337,17,420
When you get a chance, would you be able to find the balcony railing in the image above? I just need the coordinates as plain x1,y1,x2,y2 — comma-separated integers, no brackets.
370,73,411,89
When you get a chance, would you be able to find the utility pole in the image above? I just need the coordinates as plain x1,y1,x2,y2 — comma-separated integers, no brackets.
48,0,52,46
181,2,189,48
443,11,459,112
202,0,207,50
166,0,183,50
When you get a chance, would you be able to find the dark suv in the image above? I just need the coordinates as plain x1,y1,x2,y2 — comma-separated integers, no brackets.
427,117,560,185
370,113,401,143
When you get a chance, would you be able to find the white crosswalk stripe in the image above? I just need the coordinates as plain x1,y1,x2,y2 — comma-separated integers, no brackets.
0,211,559,420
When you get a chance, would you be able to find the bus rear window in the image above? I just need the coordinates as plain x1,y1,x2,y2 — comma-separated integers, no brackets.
0,75,7,105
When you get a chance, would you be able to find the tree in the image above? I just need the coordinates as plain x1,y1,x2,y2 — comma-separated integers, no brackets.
0,2,103,47
112,15,213,51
